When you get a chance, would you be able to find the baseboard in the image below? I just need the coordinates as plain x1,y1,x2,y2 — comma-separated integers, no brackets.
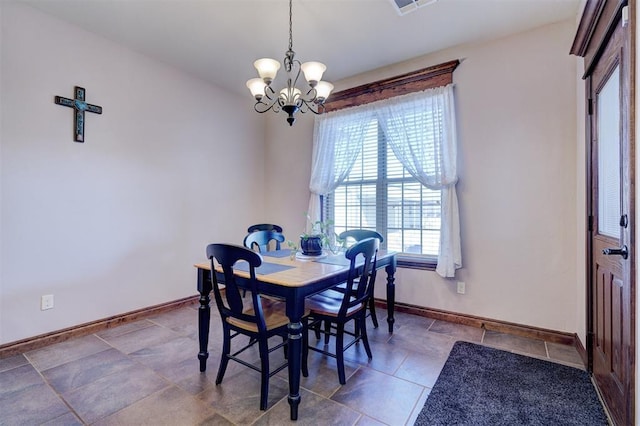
374,299,581,348
1,295,583,362
0,295,199,359
572,331,588,366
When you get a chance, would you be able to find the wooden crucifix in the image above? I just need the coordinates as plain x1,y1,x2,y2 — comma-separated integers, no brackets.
54,86,103,143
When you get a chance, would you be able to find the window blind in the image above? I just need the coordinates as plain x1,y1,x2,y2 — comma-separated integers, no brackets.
325,118,441,258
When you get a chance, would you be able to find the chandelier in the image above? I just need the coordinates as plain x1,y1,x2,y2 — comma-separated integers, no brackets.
246,0,333,126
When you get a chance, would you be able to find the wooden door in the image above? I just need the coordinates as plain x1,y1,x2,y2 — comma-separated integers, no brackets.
573,1,635,425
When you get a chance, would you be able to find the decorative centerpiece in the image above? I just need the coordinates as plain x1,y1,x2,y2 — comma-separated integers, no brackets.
299,214,342,257
300,234,323,256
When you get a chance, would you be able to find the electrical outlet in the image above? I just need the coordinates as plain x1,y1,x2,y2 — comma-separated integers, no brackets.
456,281,466,294
41,294,54,310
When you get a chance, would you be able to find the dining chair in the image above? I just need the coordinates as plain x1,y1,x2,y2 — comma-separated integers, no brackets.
303,237,379,385
247,223,283,233
244,229,285,252
333,229,384,329
206,243,307,410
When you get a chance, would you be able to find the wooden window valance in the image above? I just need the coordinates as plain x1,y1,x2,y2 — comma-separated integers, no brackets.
323,59,460,113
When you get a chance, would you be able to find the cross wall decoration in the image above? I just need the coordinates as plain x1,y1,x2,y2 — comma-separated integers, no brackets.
54,86,103,143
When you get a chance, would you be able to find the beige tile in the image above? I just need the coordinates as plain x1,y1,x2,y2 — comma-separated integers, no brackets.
365,323,394,344
41,412,83,425
428,319,484,342
0,354,28,373
389,326,455,356
198,412,236,425
96,319,155,340
482,330,547,358
394,347,450,388
0,381,70,425
42,348,136,393
295,351,358,397
0,363,44,395
128,336,197,373
94,386,217,426
148,306,200,337
331,367,423,425
546,342,585,368
309,333,407,374
197,368,289,424
26,334,111,371
99,324,182,354
62,364,168,424
392,311,435,329
355,414,387,425
253,388,361,426
406,387,431,426
342,337,409,375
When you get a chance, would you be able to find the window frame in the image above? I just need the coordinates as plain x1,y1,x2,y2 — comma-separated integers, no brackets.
322,59,459,270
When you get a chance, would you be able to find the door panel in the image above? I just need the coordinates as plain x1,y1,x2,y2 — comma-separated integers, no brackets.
587,4,633,425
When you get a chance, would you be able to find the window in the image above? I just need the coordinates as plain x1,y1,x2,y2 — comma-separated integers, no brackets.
311,60,461,276
324,118,441,266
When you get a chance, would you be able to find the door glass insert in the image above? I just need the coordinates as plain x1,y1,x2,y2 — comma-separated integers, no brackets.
597,65,621,238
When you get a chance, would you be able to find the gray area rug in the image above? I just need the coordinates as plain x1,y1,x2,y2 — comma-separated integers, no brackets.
415,341,609,425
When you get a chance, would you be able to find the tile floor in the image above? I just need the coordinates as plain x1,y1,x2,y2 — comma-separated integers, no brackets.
0,303,585,425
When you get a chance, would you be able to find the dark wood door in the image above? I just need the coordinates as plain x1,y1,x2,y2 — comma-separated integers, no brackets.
584,2,634,425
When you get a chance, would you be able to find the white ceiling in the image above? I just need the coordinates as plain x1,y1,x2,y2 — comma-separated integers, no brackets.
21,0,582,96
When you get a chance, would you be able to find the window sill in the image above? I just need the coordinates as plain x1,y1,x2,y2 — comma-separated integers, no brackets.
396,254,437,271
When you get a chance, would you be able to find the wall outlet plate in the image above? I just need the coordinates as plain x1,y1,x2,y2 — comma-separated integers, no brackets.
41,294,54,310
456,281,466,294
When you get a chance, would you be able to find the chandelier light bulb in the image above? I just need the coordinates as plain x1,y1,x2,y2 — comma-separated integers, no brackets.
246,78,267,100
280,86,302,105
253,58,281,84
314,81,334,102
301,61,326,87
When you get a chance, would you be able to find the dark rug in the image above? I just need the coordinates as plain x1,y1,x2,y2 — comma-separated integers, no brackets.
414,341,609,425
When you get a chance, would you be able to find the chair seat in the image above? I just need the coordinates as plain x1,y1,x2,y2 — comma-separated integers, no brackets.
227,298,295,332
307,291,364,317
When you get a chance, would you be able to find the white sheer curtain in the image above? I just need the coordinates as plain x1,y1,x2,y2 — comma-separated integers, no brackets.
310,84,461,277
307,107,375,224
375,84,461,277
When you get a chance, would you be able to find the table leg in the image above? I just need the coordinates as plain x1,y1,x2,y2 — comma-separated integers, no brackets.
197,268,212,372
385,258,397,333
287,321,303,420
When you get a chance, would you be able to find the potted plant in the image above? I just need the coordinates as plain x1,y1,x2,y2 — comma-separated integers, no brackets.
299,214,342,256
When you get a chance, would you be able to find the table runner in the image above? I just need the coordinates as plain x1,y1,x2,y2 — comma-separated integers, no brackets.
234,260,294,275
261,249,293,258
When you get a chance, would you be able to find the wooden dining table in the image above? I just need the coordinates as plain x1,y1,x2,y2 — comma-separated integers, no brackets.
194,248,397,420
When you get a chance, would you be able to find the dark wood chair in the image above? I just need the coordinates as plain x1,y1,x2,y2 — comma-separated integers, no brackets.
303,237,379,384
247,223,283,233
334,229,384,329
244,229,285,252
206,243,307,410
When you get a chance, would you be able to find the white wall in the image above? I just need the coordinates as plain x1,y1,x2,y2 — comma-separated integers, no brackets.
267,19,582,336
0,2,265,344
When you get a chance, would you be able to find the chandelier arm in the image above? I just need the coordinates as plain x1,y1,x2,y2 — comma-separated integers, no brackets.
254,99,276,114
254,88,282,114
261,85,277,102
297,98,322,115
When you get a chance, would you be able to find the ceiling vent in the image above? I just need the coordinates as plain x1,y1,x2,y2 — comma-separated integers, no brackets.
389,0,438,16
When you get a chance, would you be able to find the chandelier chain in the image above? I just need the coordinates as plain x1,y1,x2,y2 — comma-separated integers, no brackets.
288,0,293,53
